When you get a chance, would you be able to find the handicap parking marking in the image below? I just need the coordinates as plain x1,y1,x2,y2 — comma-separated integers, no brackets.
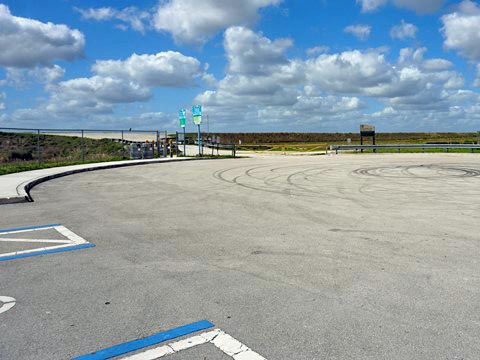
72,320,215,360
0,296,16,315
0,224,95,261
121,328,267,360
73,320,266,360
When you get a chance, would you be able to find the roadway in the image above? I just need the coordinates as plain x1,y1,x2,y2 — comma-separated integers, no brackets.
1,153,479,359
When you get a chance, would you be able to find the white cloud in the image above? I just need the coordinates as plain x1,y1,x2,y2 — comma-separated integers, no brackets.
390,20,418,40
421,59,453,72
372,106,397,117
43,51,203,116
306,47,464,105
0,92,5,110
474,64,480,87
2,51,203,123
202,71,218,86
306,46,330,56
46,76,152,115
29,65,65,83
441,0,480,61
92,51,201,87
195,27,365,130
76,1,281,44
366,90,480,131
224,27,293,76
293,95,364,114
441,1,480,89
2,68,25,87
76,6,150,34
356,0,444,13
0,4,84,68
193,27,473,130
196,27,304,110
344,24,372,41
152,0,281,45
356,0,388,12
1,65,65,87
76,7,115,21
306,50,394,94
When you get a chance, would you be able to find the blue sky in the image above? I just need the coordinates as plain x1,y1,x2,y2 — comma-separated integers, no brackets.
1,0,480,132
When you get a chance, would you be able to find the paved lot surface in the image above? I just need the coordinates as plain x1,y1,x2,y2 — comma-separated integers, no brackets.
0,157,194,204
1,153,479,359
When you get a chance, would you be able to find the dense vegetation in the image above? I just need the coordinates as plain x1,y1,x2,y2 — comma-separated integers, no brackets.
0,131,125,163
0,132,125,175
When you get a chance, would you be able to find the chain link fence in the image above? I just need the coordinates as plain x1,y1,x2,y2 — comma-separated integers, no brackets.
0,128,168,174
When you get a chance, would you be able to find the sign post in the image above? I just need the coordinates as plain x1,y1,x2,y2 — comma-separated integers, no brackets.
179,109,187,156
360,124,376,153
192,105,202,156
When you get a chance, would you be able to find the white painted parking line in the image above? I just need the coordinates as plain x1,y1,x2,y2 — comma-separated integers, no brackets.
54,225,88,244
120,329,266,360
0,227,58,235
0,296,16,315
212,331,265,360
0,224,94,261
0,238,71,243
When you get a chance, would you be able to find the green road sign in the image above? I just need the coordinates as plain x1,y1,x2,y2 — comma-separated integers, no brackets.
179,109,187,128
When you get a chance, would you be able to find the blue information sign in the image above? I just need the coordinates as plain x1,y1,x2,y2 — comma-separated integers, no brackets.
192,105,202,125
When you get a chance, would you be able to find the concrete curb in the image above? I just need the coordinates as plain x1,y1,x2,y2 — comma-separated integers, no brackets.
0,157,208,205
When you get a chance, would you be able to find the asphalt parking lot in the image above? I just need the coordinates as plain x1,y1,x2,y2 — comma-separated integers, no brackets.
1,153,479,359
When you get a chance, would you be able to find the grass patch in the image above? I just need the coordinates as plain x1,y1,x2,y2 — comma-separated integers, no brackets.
238,143,328,152
238,139,479,153
1,131,131,174
0,131,125,163
349,148,480,154
0,157,126,176
179,154,239,159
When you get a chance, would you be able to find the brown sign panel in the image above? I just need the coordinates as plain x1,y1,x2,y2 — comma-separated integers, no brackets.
360,124,375,132
360,124,375,136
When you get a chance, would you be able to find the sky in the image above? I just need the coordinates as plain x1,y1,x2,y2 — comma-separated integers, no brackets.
1,0,480,133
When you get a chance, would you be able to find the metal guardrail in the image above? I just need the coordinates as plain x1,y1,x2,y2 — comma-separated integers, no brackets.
196,142,237,157
330,144,480,154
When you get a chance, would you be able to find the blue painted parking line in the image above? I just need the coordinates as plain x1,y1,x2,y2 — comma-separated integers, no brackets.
0,223,61,233
0,243,96,261
72,320,215,360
